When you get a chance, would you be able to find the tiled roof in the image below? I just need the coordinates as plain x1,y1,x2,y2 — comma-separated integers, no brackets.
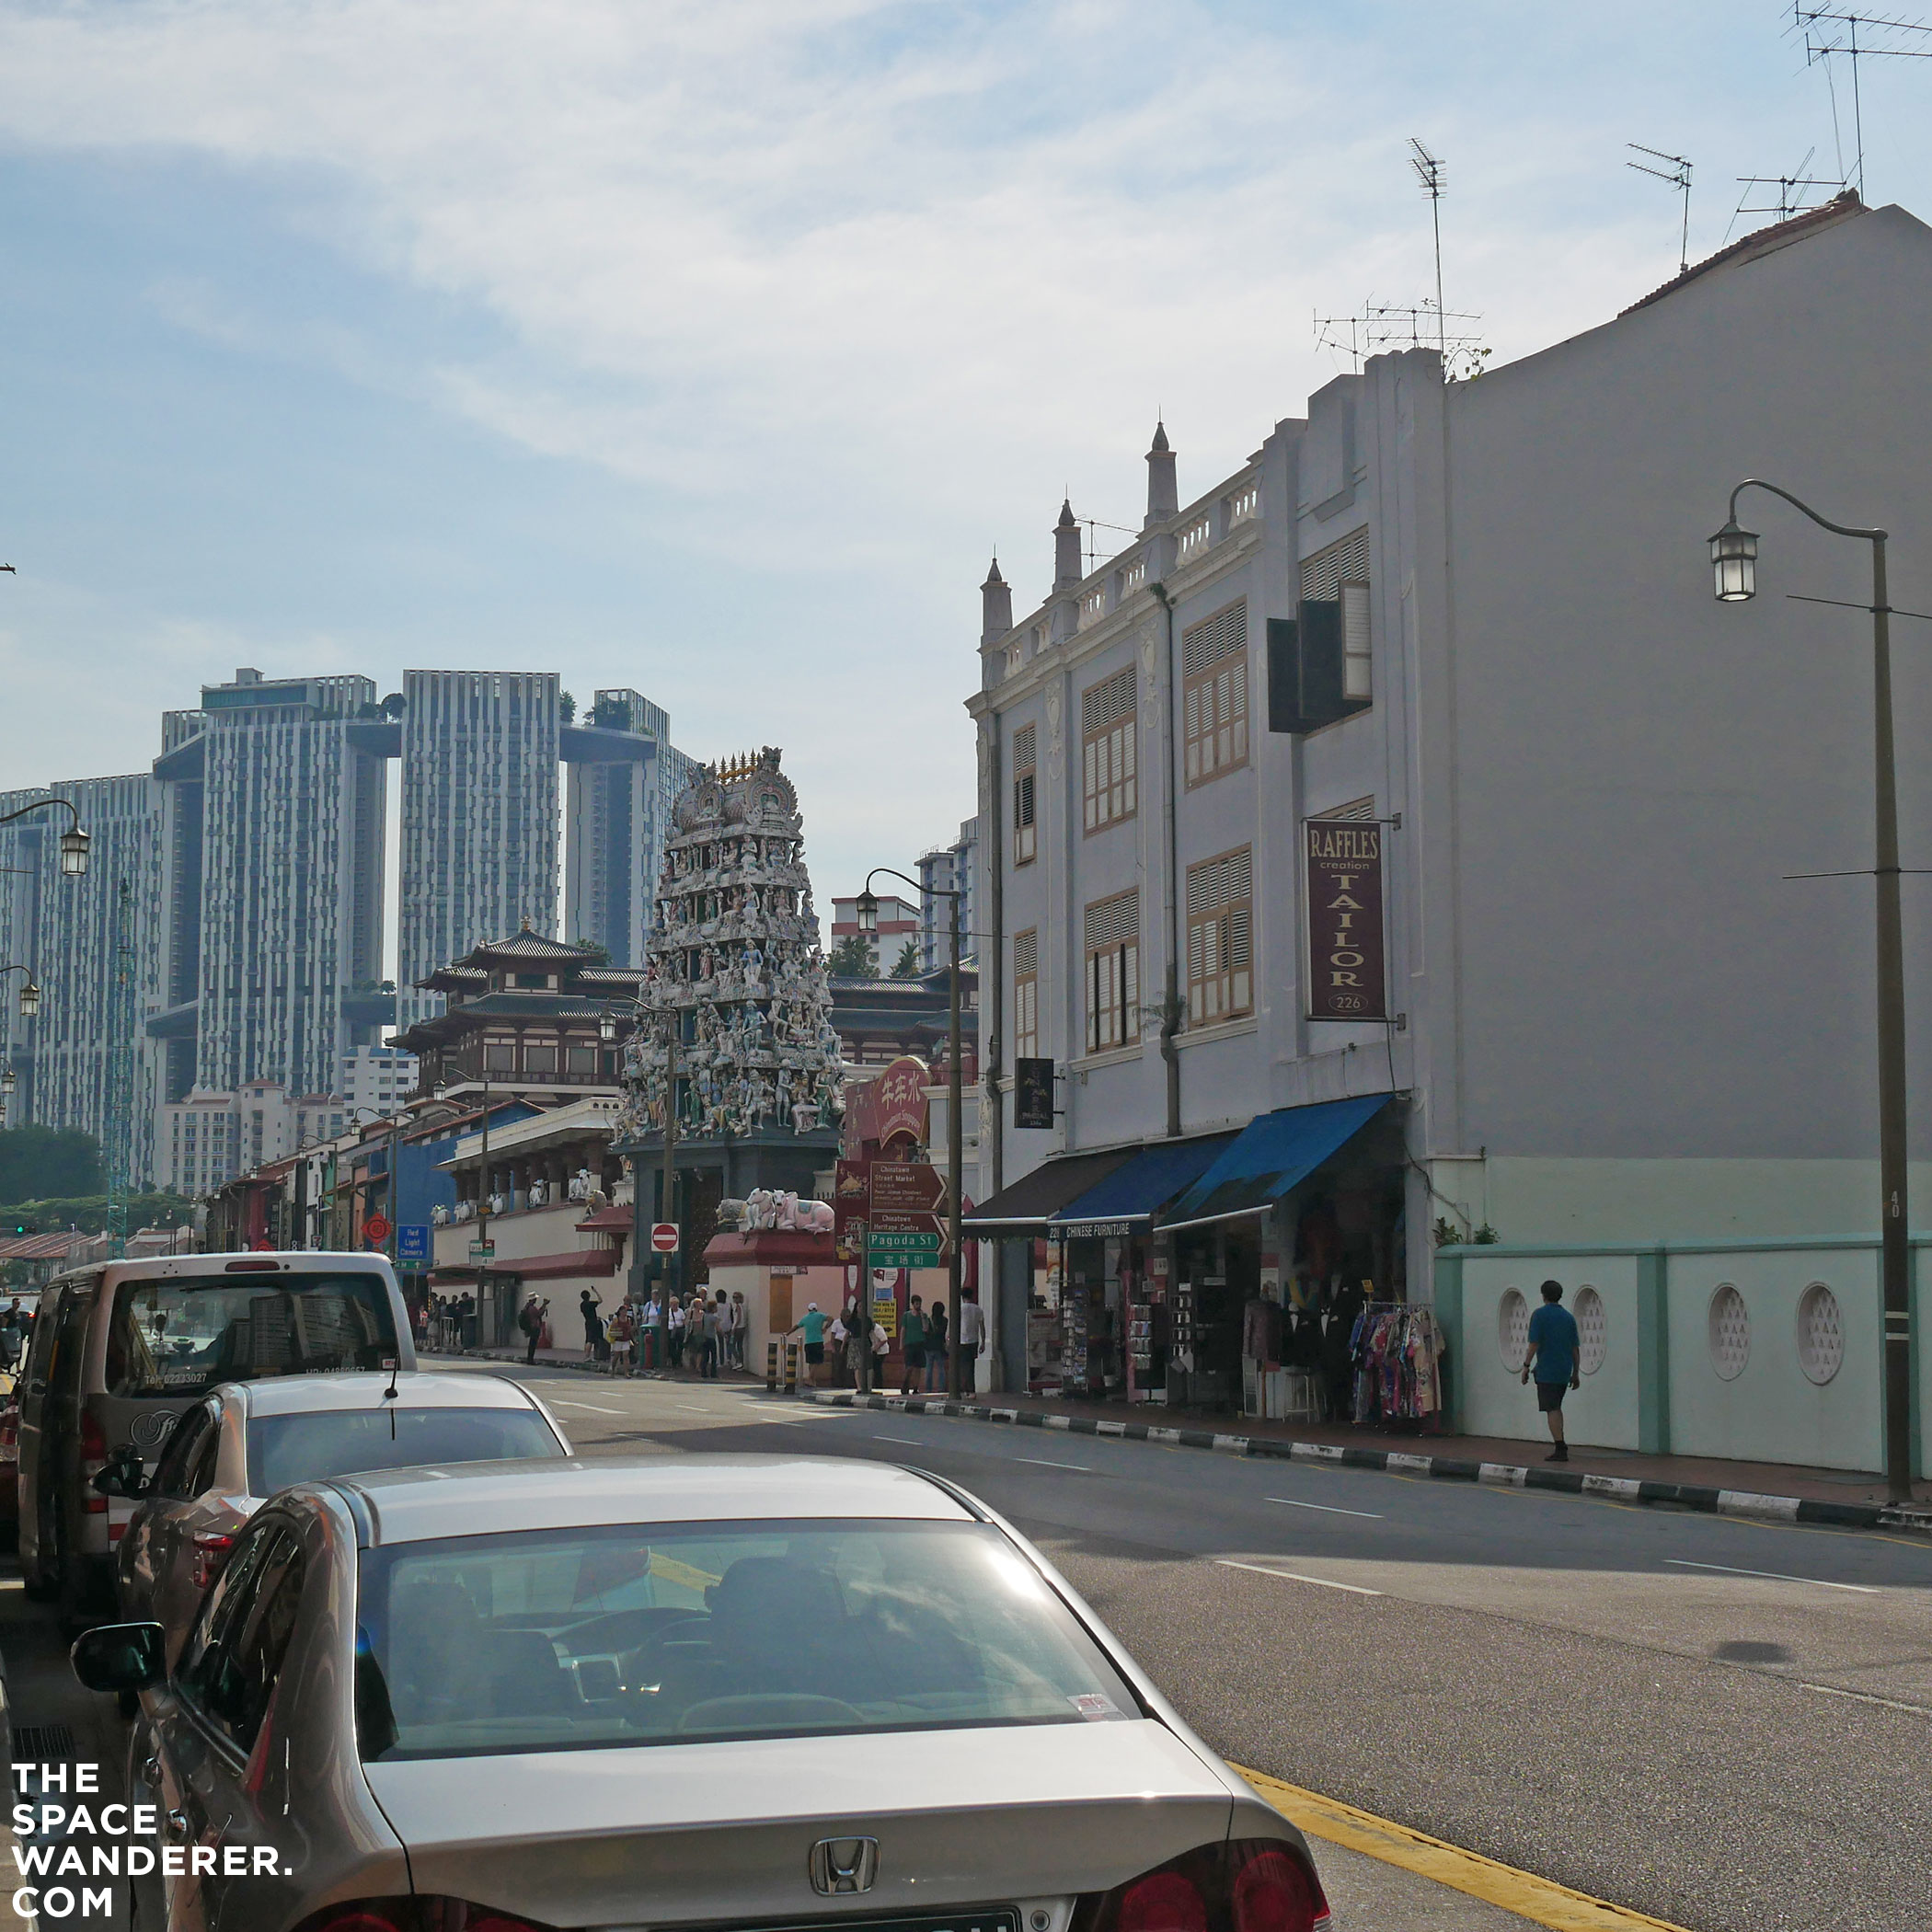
1621,192,1864,316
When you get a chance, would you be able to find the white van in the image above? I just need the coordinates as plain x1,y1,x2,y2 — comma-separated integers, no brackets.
17,1251,414,1621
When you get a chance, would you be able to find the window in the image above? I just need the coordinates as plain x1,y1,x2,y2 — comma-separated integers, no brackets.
1081,669,1137,834
1011,724,1037,867
1187,846,1253,1026
351,1519,1140,1764
483,1041,516,1073
1182,599,1249,787
1013,928,1039,1062
523,1042,558,1075
1304,527,1372,706
179,1520,306,1754
246,1407,562,1494
1084,891,1140,1052
154,1399,220,1500
565,1045,598,1075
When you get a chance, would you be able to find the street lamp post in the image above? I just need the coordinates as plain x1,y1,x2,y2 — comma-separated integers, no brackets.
0,796,92,877
858,868,965,1397
1708,479,1914,1503
0,967,41,1019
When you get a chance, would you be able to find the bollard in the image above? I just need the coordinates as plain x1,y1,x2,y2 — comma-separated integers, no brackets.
766,1340,779,1392
784,1340,799,1393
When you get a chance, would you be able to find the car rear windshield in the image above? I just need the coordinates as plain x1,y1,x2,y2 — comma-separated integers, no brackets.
247,1407,562,1496
354,1518,1142,1762
108,1272,401,1398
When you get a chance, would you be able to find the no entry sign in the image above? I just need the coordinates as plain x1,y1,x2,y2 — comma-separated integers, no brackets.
650,1222,680,1253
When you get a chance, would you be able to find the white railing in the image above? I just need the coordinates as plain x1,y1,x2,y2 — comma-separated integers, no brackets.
1179,512,1213,559
1078,585,1107,629
1229,479,1259,526
1121,557,1147,595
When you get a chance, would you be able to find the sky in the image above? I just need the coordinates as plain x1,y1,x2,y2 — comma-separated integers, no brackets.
1,0,1928,949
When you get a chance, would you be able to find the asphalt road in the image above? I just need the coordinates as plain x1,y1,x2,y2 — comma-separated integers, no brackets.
466,1361,1932,1932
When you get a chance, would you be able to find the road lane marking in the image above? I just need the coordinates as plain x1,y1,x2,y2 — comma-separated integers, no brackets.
1216,1559,1381,1596
1265,1497,1383,1519
872,1434,921,1443
1015,1455,1092,1471
1665,1558,1877,1593
1799,1680,1931,1716
550,1400,623,1414
1236,1765,1691,1932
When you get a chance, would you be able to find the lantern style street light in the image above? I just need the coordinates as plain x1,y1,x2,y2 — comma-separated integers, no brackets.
0,795,91,876
1708,477,1914,1502
1,968,41,1019
859,866,967,1397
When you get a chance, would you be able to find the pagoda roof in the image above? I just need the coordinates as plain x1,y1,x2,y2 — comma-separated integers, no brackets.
390,991,639,1050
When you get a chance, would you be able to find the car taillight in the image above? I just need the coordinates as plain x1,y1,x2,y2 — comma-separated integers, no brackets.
191,1530,237,1590
1085,1842,1328,1932
80,1409,108,1514
292,1903,555,1932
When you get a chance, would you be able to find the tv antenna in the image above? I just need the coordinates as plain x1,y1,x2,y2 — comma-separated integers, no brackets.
1409,140,1447,364
1627,144,1694,273
1724,148,1846,242
1313,300,1487,380
1790,6,1932,199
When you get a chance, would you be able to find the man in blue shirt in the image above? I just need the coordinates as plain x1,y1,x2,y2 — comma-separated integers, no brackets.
1522,1279,1581,1462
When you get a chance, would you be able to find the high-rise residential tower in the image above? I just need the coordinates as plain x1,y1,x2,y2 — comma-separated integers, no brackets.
0,774,166,1186
563,687,701,966
161,669,389,1099
397,670,560,1029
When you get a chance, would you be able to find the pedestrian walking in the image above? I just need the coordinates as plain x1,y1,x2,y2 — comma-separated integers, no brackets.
641,1290,662,1372
800,1301,826,1384
730,1290,747,1368
900,1295,927,1396
580,1288,604,1363
845,1296,876,1394
668,1294,686,1370
1522,1279,1582,1461
925,1300,948,1392
957,1290,985,1396
519,1293,547,1366
702,1294,724,1379
606,1302,637,1377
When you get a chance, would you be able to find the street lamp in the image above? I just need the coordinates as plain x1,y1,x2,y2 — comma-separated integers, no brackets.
1708,477,1913,1503
861,865,966,1397
0,796,91,876
0,968,40,1019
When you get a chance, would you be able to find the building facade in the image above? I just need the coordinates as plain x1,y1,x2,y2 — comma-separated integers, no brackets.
398,670,560,1031
831,894,919,974
0,774,166,1187
157,1081,344,1200
916,819,979,972
340,1045,420,1116
563,687,699,968
968,199,1932,1466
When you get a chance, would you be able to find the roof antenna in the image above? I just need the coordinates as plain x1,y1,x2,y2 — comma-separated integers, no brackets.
1409,140,1447,368
383,1354,400,1401
1791,5,1932,201
1627,144,1694,273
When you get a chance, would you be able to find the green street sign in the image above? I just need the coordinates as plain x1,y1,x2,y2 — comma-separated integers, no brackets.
868,1232,942,1260
468,1240,496,1262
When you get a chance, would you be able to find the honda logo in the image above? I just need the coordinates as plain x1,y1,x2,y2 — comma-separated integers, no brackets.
809,1836,880,1895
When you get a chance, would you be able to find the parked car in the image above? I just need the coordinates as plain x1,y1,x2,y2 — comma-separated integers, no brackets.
76,1456,1331,1932
0,1390,18,1547
19,1251,414,1623
109,1370,572,1663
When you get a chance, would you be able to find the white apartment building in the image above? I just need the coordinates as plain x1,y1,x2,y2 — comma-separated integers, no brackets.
340,1045,420,1115
965,200,1932,1460
159,1080,344,1198
916,820,979,972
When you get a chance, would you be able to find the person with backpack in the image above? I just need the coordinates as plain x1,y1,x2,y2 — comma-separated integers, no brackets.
519,1294,548,1365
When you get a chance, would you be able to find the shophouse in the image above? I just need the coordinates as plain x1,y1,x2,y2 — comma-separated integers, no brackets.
967,198,1932,1471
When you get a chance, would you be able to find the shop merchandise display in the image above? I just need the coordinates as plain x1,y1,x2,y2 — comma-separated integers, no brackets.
1349,1300,1445,1424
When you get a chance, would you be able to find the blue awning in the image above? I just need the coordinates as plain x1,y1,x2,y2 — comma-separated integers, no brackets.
1160,1094,1393,1231
1048,1133,1236,1236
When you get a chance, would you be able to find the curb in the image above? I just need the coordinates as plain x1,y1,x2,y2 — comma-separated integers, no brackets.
778,1388,1932,1536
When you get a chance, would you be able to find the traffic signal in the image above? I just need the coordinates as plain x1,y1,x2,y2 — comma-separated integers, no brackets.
10,1221,34,1236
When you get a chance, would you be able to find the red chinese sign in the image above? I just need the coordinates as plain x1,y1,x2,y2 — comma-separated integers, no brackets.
845,1056,929,1152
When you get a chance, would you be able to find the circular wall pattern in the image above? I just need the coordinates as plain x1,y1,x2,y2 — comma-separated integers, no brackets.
1573,1285,1607,1375
1499,1288,1530,1373
1795,1282,1844,1386
1708,1282,1751,1381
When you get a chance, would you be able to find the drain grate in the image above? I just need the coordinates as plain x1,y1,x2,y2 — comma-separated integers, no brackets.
9,1722,77,1763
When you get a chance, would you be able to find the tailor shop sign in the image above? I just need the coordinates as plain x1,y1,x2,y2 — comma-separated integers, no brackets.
1305,819,1386,1020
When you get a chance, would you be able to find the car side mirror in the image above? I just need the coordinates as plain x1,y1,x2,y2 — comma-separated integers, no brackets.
91,1447,148,1499
70,1622,166,1696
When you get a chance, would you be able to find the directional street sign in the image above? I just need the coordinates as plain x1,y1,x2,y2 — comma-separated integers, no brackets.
468,1239,496,1262
868,1231,943,1262
651,1222,680,1254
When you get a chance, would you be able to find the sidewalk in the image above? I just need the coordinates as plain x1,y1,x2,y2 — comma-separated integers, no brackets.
781,1382,1932,1534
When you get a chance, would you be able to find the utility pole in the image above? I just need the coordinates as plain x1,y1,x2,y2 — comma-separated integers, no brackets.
946,888,964,1398
661,1026,680,1307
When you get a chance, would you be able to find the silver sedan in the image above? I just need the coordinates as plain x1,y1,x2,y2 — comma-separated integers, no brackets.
109,1370,570,1663
75,1455,1332,1932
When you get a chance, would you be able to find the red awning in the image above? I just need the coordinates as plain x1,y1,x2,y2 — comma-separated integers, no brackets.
577,1204,634,1231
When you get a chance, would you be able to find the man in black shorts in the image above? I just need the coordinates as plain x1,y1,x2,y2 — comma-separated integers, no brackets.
1522,1279,1581,1461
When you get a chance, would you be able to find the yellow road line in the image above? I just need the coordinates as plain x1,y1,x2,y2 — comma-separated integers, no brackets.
1234,1765,1693,1932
